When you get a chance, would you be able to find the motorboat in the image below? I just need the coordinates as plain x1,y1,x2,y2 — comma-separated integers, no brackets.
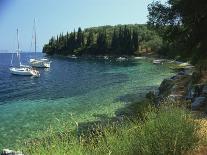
30,58,50,68
117,57,127,61
153,59,163,64
68,55,77,59
134,56,146,60
104,56,109,60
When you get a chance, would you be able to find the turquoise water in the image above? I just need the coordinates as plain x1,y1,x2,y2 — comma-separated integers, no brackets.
0,53,174,149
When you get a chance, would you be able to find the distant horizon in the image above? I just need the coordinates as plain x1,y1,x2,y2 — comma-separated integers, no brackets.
0,50,42,53
0,23,145,53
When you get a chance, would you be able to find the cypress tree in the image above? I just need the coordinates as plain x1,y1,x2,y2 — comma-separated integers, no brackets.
77,27,83,47
86,30,94,46
132,30,139,51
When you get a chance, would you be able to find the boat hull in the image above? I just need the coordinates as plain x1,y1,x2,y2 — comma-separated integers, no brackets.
30,59,50,68
9,67,39,76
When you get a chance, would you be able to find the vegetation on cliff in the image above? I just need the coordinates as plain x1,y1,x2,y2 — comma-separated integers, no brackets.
147,0,207,63
42,24,162,56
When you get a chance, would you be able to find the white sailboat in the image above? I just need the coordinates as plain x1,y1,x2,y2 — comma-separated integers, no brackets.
30,19,51,68
9,29,40,77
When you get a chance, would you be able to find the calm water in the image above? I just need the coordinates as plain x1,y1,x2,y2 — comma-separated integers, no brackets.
0,53,174,149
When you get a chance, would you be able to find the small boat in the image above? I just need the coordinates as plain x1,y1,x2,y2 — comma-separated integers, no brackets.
167,59,175,63
153,59,163,64
10,29,40,77
134,56,146,60
30,58,51,68
177,62,194,69
178,62,190,67
117,57,127,61
30,19,51,68
67,55,78,59
104,56,109,60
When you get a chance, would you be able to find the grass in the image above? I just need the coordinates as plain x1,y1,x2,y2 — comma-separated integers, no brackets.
20,101,200,155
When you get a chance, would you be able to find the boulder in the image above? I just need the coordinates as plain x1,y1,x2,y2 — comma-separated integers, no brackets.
1,149,23,155
202,85,207,96
159,79,175,97
177,71,185,76
168,94,183,101
192,71,202,83
192,97,207,110
192,84,204,97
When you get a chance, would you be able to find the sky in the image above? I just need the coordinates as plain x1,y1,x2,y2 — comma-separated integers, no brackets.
0,0,167,52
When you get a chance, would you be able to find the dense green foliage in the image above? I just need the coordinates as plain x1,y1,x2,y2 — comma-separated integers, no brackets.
21,102,199,155
43,24,162,56
148,0,207,63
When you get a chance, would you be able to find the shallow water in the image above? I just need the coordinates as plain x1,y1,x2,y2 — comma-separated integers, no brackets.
0,53,174,149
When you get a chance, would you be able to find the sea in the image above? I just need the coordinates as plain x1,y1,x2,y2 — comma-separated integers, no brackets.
0,52,174,149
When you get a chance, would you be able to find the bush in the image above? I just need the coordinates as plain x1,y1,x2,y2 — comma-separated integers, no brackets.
21,103,199,155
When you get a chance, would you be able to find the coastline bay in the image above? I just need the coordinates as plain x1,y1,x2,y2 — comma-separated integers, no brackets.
0,53,174,149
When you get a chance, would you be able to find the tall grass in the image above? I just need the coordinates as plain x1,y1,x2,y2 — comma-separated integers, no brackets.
20,103,199,155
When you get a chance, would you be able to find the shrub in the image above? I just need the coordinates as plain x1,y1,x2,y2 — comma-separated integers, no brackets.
21,103,199,155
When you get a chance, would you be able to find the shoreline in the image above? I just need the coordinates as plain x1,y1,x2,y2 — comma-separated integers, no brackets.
1,56,201,154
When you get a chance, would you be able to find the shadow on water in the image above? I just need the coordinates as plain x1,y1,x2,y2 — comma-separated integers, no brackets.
54,55,141,67
73,84,161,140
113,85,158,103
24,96,151,147
76,89,154,136
76,102,150,142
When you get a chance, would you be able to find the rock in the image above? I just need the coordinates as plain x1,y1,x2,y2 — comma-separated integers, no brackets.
170,75,178,80
146,91,156,100
202,85,207,95
192,84,204,97
177,71,185,76
1,149,23,155
168,94,183,101
192,97,207,110
159,79,175,97
192,71,202,83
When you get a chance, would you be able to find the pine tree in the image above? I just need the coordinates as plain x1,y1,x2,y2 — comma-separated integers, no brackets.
96,29,107,53
132,30,139,51
77,27,83,47
86,30,94,46
111,29,118,49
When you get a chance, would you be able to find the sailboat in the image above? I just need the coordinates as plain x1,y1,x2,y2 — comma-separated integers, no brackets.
30,19,51,68
9,29,40,77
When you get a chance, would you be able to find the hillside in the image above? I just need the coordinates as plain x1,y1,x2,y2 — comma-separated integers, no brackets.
42,24,162,56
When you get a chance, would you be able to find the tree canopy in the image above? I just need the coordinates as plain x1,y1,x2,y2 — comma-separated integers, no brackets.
147,0,207,62
43,24,162,56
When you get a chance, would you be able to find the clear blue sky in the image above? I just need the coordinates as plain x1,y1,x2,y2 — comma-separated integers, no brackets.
0,0,166,52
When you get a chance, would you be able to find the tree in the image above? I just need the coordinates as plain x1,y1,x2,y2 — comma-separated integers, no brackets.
132,30,139,51
147,0,207,61
86,30,94,46
77,27,84,47
111,29,119,50
96,29,107,52
43,24,162,56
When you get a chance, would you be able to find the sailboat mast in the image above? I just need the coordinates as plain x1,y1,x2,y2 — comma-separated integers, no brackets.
17,29,20,52
16,29,21,67
34,19,37,58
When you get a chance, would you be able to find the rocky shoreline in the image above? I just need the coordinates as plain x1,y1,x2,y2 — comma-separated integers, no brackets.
1,149,23,155
153,67,207,111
